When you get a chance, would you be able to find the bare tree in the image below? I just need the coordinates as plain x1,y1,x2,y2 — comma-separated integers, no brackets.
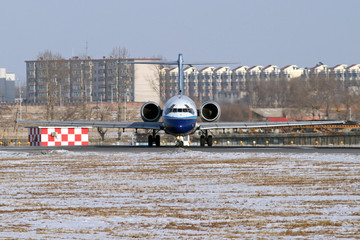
146,55,167,104
220,102,250,121
110,46,130,60
336,84,360,120
37,50,63,61
109,46,131,139
306,75,341,118
37,50,64,120
94,103,115,141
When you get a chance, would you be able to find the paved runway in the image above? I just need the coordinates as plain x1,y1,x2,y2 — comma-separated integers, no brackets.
1,145,360,154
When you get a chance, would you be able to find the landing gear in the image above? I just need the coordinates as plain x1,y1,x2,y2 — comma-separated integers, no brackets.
200,130,213,147
155,135,161,147
148,130,161,147
148,135,153,146
175,140,184,147
175,135,191,147
207,135,213,146
200,135,206,147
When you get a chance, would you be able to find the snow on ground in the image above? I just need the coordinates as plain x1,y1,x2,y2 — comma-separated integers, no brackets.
0,150,360,239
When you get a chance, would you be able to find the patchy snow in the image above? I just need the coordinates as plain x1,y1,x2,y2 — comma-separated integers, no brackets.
0,150,359,239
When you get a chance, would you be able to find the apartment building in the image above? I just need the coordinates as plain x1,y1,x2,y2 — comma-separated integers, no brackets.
232,66,248,99
26,56,360,105
160,63,360,103
261,65,280,81
25,57,161,104
213,67,233,101
198,67,215,102
345,64,360,92
280,65,304,80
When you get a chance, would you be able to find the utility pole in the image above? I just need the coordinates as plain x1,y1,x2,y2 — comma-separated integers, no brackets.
117,60,122,140
124,91,128,121
81,61,87,119
33,81,36,103
19,90,22,120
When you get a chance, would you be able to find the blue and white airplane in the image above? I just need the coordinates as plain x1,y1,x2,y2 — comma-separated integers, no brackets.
18,54,346,147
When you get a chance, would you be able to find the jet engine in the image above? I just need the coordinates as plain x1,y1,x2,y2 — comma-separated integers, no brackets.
200,101,221,122
140,101,162,122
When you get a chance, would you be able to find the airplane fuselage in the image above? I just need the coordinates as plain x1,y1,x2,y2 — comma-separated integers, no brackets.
162,95,198,136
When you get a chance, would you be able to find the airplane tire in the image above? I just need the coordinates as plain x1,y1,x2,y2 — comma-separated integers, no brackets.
148,135,153,147
200,135,206,147
179,141,184,147
155,135,161,147
207,135,213,147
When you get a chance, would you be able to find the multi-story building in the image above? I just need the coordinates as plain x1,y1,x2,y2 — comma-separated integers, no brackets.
198,67,215,102
26,56,360,105
232,66,248,99
183,67,198,99
25,57,161,104
213,67,232,101
330,64,347,82
160,62,360,103
261,65,280,81
280,65,304,80
309,64,329,79
344,64,360,93
305,64,360,92
166,67,180,99
0,68,15,102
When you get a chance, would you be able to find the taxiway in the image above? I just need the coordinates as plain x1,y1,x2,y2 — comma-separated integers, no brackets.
1,145,360,155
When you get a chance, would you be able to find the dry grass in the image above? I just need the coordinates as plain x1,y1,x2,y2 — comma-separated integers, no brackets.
0,150,359,238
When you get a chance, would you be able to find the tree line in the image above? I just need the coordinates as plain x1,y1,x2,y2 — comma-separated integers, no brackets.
220,74,360,121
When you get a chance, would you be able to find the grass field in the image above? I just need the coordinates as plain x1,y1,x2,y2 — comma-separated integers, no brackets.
1,149,359,239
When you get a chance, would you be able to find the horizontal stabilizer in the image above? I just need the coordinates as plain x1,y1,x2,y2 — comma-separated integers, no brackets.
122,60,178,65
184,62,239,66
117,61,238,66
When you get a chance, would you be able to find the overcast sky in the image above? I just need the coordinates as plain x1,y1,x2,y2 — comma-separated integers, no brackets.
1,0,359,82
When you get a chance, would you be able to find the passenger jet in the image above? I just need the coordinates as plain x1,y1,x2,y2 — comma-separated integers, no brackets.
18,54,346,147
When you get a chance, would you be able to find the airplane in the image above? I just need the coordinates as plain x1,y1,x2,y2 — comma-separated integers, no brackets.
17,54,346,147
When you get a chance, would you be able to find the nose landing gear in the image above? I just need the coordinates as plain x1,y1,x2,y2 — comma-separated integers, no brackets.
175,135,190,147
175,140,184,147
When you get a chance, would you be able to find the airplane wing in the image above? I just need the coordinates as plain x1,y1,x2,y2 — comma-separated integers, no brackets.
198,120,347,130
16,120,163,130
17,120,347,130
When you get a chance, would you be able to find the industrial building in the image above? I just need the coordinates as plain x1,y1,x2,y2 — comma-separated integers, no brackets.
0,68,15,103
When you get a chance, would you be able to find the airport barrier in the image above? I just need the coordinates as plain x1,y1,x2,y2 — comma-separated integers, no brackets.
193,132,360,147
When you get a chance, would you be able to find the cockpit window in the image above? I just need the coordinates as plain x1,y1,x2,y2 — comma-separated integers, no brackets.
166,107,195,114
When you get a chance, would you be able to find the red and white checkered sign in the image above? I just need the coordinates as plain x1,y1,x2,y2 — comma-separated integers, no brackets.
28,127,89,146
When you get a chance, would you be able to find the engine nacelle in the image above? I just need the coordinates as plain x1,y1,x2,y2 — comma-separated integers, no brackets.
140,101,162,122
200,101,221,122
